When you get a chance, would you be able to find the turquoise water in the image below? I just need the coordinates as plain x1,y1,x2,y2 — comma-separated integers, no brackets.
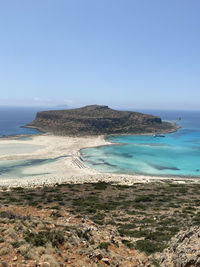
0,156,67,179
81,110,200,177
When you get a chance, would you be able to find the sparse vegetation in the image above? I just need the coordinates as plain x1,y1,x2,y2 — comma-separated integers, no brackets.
99,242,110,250
0,181,200,266
24,230,64,247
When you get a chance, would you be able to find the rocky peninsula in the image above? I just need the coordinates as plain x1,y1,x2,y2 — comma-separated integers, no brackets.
26,105,178,136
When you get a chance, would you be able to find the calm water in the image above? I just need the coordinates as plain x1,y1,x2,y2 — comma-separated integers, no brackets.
0,106,41,136
0,156,67,179
81,110,200,177
0,106,66,179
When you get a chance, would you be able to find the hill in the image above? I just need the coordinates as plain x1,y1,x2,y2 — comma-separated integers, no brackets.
0,181,200,266
26,105,177,136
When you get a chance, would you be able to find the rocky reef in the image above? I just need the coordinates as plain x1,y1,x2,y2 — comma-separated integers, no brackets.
26,105,177,136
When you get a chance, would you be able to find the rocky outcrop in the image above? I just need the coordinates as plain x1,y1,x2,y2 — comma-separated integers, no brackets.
158,226,200,267
26,105,177,136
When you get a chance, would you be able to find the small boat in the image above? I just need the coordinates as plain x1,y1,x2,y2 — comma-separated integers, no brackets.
153,134,165,138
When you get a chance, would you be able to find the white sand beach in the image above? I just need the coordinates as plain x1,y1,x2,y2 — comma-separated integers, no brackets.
0,134,198,188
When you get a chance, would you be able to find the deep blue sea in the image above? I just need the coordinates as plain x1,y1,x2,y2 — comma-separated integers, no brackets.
0,106,41,136
81,110,200,178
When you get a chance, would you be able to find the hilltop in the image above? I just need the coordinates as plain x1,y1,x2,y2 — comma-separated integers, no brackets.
26,105,177,136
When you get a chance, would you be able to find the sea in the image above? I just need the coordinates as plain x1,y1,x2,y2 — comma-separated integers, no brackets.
0,107,200,178
81,110,200,178
0,106,41,136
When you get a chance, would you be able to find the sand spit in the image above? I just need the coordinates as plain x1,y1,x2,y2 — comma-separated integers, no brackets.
0,134,199,188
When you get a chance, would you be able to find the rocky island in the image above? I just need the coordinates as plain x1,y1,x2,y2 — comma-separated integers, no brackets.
26,105,177,136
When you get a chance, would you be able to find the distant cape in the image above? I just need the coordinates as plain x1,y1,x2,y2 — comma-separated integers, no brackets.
26,105,178,136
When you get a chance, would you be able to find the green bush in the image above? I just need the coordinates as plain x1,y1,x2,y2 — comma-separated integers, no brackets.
135,195,155,203
146,231,171,242
93,182,107,190
99,242,110,250
122,239,134,248
91,213,105,224
24,230,64,247
136,239,165,255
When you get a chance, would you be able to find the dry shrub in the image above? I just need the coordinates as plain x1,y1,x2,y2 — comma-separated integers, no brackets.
41,254,59,267
37,246,46,255
18,243,31,256
24,248,39,260
4,227,17,239
0,246,10,256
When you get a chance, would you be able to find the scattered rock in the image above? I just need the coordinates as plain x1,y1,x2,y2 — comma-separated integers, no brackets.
111,236,119,247
102,258,110,265
158,226,200,266
96,253,103,261
50,211,62,217
64,256,68,262
13,256,17,261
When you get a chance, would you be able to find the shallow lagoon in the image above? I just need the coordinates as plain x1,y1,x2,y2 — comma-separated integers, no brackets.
81,110,200,177
0,156,67,179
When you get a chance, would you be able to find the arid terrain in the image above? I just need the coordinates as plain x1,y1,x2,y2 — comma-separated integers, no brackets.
1,181,200,266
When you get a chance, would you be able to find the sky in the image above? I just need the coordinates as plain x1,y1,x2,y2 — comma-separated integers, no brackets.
0,0,200,110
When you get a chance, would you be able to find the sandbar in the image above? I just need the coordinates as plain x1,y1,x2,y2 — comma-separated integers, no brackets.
0,134,199,188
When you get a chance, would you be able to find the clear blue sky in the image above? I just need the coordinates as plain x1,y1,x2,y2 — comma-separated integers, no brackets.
0,0,200,110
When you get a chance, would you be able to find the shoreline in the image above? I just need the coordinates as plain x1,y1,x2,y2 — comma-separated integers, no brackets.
0,133,199,189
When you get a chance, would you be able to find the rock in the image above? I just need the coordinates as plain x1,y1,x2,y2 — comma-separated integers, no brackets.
96,253,103,261
64,256,68,262
90,249,103,261
13,256,17,261
1,262,8,267
34,260,39,267
93,250,103,261
158,226,200,266
102,258,110,265
111,236,119,247
50,211,62,217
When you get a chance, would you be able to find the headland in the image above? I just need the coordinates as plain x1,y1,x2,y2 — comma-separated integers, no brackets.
25,105,178,136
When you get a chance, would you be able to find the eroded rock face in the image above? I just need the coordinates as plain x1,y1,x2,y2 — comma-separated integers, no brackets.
159,226,200,267
26,105,176,136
